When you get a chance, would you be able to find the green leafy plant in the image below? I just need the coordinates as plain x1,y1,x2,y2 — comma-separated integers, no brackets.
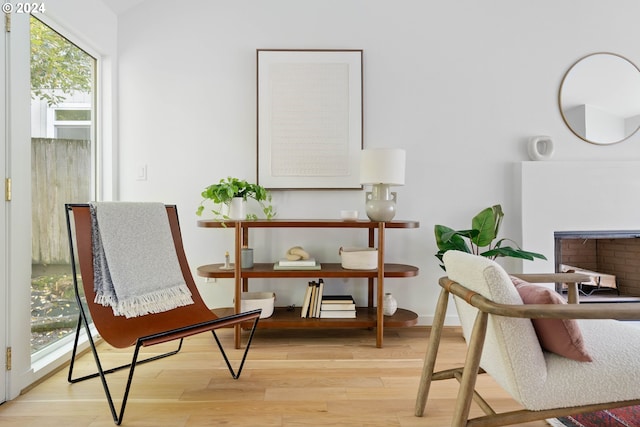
434,204,546,270
196,177,275,220
31,17,93,107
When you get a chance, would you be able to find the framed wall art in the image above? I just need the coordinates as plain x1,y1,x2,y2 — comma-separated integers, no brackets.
257,49,363,189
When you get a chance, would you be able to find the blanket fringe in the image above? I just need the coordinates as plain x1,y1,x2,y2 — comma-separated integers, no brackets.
95,283,193,318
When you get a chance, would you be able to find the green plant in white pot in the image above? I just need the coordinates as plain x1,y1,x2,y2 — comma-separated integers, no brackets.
196,177,275,220
434,204,546,270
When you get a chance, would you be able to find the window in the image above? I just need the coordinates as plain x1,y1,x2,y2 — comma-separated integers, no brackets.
53,107,92,140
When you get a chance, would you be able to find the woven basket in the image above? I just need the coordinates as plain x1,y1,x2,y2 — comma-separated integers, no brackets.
339,247,378,270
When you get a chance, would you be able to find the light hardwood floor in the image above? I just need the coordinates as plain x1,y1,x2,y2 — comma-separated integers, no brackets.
0,327,549,426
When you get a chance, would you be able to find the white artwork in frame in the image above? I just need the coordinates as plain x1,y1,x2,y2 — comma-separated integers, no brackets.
257,49,363,189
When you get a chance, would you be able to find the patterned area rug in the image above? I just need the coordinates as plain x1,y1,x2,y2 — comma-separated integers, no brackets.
547,405,640,427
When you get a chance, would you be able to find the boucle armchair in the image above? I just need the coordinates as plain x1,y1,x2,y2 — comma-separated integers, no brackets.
414,250,640,427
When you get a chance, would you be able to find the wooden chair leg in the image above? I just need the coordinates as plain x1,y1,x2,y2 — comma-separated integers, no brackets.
451,310,488,427
415,288,450,416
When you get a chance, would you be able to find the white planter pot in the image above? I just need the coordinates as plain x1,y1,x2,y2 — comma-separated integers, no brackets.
227,197,246,220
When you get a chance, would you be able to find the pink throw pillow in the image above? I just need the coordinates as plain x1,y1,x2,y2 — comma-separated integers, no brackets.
510,276,592,362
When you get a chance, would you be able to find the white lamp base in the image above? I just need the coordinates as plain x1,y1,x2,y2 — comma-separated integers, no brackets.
365,184,397,222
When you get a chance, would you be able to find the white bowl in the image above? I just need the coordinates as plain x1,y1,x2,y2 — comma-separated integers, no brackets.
340,210,359,220
241,291,275,318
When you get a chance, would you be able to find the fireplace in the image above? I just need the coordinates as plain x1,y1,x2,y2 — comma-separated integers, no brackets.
521,161,640,281
554,230,640,297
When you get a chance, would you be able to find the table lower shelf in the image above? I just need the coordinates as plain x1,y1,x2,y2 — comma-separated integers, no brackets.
211,306,418,328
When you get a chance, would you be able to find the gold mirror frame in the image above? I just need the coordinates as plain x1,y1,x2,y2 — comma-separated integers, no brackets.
558,52,640,145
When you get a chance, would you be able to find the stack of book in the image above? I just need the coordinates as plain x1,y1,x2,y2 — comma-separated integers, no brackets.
319,295,356,318
273,258,321,270
300,280,357,319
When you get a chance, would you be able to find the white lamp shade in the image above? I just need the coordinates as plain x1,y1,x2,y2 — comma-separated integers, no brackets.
360,148,406,185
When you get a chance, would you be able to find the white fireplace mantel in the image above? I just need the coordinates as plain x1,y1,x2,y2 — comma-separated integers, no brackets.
521,161,640,274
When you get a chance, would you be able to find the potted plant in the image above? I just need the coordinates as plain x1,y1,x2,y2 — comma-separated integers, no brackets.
434,204,546,270
196,177,275,220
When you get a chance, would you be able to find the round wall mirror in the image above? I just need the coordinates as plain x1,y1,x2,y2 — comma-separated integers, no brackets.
558,52,640,145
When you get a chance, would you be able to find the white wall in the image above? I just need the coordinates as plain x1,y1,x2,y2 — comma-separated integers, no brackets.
115,0,640,324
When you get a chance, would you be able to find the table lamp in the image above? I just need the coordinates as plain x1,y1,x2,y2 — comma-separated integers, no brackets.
360,148,406,222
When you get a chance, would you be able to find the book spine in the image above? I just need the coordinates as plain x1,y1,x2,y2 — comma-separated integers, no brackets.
321,299,355,304
278,259,316,267
321,295,356,304
314,279,324,318
320,303,356,311
300,283,313,318
308,281,318,318
273,264,321,270
319,311,357,318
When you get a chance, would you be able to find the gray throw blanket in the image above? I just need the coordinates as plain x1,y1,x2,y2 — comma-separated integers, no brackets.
90,202,193,318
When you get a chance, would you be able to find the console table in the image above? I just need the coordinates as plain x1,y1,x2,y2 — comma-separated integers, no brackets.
196,219,420,348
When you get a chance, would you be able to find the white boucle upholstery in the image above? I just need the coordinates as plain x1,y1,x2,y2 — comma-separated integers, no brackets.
444,251,547,407
443,250,640,410
537,319,640,409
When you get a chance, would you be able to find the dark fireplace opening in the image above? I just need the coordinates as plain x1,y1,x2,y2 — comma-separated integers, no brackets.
554,230,640,298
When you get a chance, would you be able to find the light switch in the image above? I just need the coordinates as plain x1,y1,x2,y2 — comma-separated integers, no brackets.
136,164,147,181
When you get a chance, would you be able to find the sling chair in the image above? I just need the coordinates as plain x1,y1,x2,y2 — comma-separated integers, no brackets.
415,250,640,427
65,203,262,425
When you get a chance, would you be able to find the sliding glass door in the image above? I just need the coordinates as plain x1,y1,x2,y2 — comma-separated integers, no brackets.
2,8,102,401
29,16,96,358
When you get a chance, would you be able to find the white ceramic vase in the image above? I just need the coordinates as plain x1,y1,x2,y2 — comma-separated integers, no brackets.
365,184,397,222
383,292,397,316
